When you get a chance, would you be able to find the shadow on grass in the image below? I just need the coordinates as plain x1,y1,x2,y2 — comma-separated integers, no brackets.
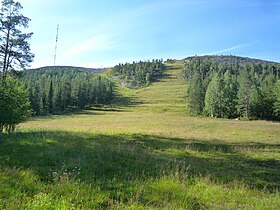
111,92,143,108
29,106,128,121
0,131,279,191
151,71,170,83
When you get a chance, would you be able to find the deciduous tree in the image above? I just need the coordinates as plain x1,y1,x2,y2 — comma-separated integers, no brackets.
0,76,31,132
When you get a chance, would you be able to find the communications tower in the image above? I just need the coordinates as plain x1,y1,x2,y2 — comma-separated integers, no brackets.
54,24,59,66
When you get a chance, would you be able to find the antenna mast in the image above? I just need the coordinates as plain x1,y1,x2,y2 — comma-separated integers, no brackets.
54,24,59,66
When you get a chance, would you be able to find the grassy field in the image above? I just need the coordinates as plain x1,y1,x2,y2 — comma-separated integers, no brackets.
1,61,280,209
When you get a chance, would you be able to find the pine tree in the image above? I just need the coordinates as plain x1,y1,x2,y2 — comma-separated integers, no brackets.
0,0,34,80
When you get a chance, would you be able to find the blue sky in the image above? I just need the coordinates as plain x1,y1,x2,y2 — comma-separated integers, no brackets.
16,0,280,68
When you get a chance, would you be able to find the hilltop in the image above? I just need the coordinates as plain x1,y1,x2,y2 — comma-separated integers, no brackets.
22,55,280,76
184,55,279,66
27,66,105,74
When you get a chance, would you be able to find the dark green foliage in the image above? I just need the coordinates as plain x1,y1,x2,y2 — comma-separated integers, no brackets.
187,70,205,115
204,70,238,118
111,59,165,88
204,73,223,117
222,70,238,118
237,65,255,118
274,80,280,118
0,0,34,80
257,74,276,119
21,68,114,115
183,56,280,120
0,76,31,132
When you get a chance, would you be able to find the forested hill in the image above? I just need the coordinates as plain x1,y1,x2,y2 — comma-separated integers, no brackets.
184,55,279,66
183,55,280,120
110,59,165,88
28,66,104,74
21,67,114,116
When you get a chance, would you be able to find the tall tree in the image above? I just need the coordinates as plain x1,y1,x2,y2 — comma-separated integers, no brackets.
258,73,276,119
273,80,280,118
204,73,223,117
237,66,254,118
188,70,205,115
222,70,238,118
0,0,34,80
47,77,53,114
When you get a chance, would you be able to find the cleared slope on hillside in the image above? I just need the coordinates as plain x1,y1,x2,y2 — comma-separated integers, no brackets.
112,60,187,113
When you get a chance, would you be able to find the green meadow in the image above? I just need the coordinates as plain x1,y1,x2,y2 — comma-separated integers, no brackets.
1,61,280,209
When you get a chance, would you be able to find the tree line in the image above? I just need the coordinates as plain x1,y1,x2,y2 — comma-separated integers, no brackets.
111,59,165,88
21,68,114,115
183,58,280,120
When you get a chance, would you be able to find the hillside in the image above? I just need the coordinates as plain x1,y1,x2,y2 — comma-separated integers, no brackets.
0,60,280,209
111,60,187,113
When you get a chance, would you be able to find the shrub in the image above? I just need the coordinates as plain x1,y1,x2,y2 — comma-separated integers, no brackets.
0,76,31,133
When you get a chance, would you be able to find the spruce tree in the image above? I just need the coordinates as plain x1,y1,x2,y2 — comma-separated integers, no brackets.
273,80,280,118
258,73,276,119
188,70,205,115
48,78,53,114
204,73,223,117
222,70,238,118
237,65,253,119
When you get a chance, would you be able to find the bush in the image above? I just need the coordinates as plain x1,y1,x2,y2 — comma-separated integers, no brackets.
0,76,31,133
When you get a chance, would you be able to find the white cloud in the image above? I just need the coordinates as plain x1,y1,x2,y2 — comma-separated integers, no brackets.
61,33,119,60
207,41,258,55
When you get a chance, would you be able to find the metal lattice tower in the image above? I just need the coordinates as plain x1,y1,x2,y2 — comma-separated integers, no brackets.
54,24,59,66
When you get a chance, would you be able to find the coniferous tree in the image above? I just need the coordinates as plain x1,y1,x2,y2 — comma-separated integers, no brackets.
222,70,238,118
273,80,280,118
204,73,223,117
258,74,276,119
237,66,253,119
188,70,205,115
48,78,53,113
60,74,71,111
52,82,61,112
71,78,79,107
0,0,34,80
